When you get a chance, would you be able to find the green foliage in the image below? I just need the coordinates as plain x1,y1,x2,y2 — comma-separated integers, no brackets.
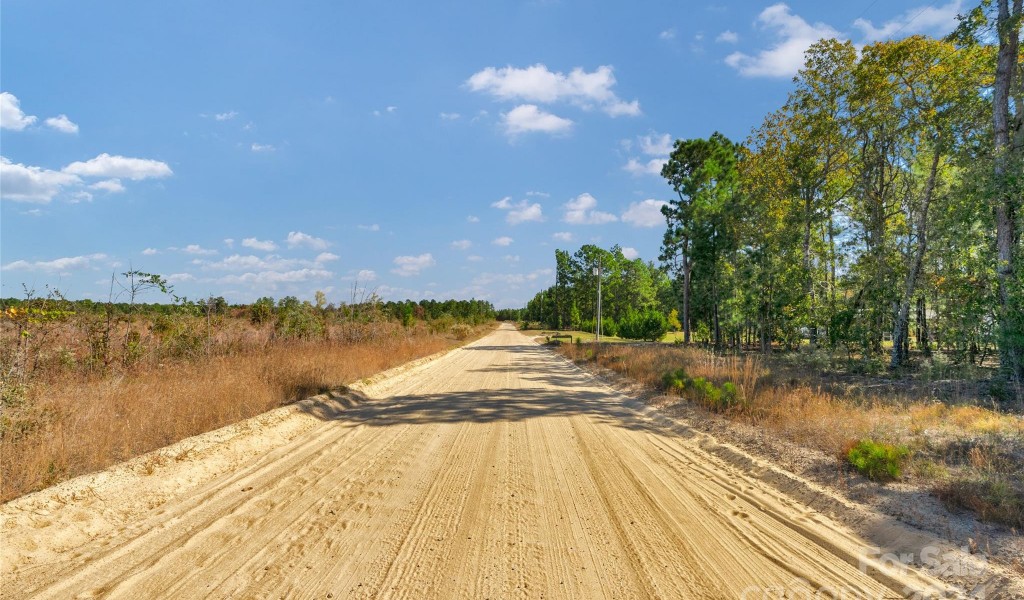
618,309,669,342
660,367,741,412
250,297,275,325
846,439,910,481
275,298,325,340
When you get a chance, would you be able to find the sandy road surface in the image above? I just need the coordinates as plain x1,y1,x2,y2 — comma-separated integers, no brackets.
3,325,955,598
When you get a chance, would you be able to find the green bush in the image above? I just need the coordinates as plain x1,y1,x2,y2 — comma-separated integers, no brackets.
275,300,325,340
847,439,910,481
661,368,689,392
249,297,275,325
619,309,669,342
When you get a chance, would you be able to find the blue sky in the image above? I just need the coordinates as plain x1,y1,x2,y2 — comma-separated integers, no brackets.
1,1,967,308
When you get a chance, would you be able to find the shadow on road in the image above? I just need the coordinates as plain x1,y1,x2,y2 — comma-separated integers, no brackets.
294,342,683,435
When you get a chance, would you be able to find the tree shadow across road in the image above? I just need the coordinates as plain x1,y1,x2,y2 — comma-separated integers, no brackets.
294,343,677,434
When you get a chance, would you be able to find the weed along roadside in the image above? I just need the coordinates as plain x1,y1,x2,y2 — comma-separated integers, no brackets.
555,340,1024,574
0,288,497,503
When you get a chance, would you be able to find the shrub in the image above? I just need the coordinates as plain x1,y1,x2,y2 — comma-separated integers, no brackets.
619,309,669,342
275,301,325,340
249,297,275,325
935,476,1024,528
846,439,910,481
661,368,689,392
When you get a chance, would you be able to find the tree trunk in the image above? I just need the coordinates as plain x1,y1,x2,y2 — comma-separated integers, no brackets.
682,259,692,344
891,150,940,369
994,0,1023,380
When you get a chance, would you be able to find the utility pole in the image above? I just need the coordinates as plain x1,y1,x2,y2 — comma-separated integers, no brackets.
593,260,602,343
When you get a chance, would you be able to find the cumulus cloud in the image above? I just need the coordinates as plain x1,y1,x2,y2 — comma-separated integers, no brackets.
492,196,544,224
659,29,676,40
219,268,332,286
467,215,480,223
553,231,574,242
623,132,671,177
451,239,473,250
621,199,668,228
242,237,278,252
623,158,666,176
63,153,173,180
356,269,377,281
440,112,461,120
563,193,617,225
716,30,739,43
853,1,963,42
358,224,380,232
392,253,436,277
89,179,125,193
286,231,330,250
182,244,217,256
2,253,107,272
251,143,274,152
466,64,641,117
215,110,238,121
315,252,339,262
502,104,573,136
142,248,159,255
724,3,841,78
0,93,37,130
0,157,81,203
621,247,640,260
492,236,514,247
44,114,79,134
167,273,196,283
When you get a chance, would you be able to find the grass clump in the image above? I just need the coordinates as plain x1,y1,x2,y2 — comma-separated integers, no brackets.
661,368,741,412
934,476,1024,529
846,439,910,481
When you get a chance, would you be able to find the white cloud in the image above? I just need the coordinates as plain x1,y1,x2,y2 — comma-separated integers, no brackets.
89,178,125,193
526,190,550,198
492,196,544,224
223,238,235,248
315,252,339,263
716,30,739,43
142,248,159,255
659,29,676,40
639,132,672,156
621,199,668,227
2,253,107,272
215,110,238,121
356,269,377,281
182,244,217,256
502,104,573,136
624,158,666,176
853,1,963,42
451,239,473,250
621,247,640,260
44,114,78,134
358,224,380,232
466,64,641,117
503,255,520,263
251,143,274,152
242,237,278,252
219,268,332,286
0,93,37,130
492,236,514,247
624,132,671,176
440,112,461,120
467,255,483,262
387,106,397,113
69,190,93,203
563,193,617,225
553,231,574,242
63,153,173,180
392,253,436,277
724,3,841,78
466,215,480,223
167,273,196,283
286,231,330,250
0,157,81,203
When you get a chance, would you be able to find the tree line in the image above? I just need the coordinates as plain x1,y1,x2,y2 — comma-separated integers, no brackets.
525,5,1023,378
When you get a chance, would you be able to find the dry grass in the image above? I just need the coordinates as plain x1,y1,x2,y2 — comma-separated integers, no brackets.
559,343,1024,527
1,317,488,503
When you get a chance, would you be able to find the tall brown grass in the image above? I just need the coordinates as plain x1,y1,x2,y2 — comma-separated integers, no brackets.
1,318,485,503
559,343,1024,526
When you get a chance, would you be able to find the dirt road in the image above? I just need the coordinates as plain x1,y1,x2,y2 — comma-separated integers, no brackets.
3,325,954,598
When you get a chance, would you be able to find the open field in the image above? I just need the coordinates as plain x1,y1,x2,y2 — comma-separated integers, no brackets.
4,325,1020,598
1,308,490,503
